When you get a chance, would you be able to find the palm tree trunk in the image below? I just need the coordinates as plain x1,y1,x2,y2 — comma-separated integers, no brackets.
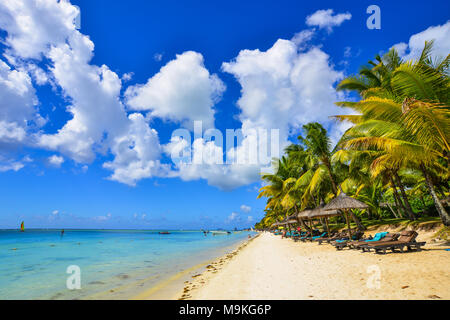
367,208,373,220
386,202,400,219
349,210,366,230
420,164,450,226
320,218,327,231
325,159,366,230
324,159,338,196
298,218,311,231
394,172,416,220
294,205,311,231
390,176,406,218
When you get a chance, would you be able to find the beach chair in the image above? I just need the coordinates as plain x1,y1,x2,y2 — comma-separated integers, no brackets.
290,231,301,240
293,231,308,242
311,232,328,241
299,231,315,242
317,230,345,245
317,228,357,245
313,231,337,242
361,230,426,254
331,230,365,250
348,232,399,250
345,232,386,249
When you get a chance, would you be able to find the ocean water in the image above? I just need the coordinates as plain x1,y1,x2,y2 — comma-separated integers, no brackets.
0,229,254,300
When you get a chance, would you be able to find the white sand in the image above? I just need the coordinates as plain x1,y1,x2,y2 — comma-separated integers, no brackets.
181,232,450,300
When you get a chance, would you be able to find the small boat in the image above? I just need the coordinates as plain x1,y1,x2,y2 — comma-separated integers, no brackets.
20,221,25,232
158,231,170,235
211,230,229,235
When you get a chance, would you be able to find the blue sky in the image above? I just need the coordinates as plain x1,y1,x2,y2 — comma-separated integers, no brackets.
0,0,449,229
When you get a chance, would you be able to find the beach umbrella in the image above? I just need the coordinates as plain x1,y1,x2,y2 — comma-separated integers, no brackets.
297,209,314,233
323,190,368,238
308,203,340,238
286,214,298,232
297,209,312,219
296,209,318,236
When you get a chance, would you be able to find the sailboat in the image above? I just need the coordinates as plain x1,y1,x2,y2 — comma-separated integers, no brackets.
20,221,25,232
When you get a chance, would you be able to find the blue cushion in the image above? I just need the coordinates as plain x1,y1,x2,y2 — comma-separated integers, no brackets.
365,232,388,242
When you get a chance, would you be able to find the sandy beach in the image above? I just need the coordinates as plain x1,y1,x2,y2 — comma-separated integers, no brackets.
178,230,450,300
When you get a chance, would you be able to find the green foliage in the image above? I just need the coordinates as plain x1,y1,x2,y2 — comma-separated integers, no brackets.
256,42,450,229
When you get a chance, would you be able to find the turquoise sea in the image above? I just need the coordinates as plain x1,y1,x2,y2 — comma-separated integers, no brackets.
0,229,254,299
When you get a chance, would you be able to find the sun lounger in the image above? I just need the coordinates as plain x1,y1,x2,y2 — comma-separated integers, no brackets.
317,228,357,245
298,231,313,242
293,231,308,242
361,230,426,254
331,231,366,250
313,231,337,242
311,232,328,241
348,232,399,250
317,231,346,245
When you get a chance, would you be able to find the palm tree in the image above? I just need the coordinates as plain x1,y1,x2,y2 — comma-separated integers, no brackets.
334,42,450,225
286,123,366,230
255,42,449,229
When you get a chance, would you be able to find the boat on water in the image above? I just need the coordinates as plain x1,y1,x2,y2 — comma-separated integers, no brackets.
20,221,24,232
158,231,170,234
211,230,231,235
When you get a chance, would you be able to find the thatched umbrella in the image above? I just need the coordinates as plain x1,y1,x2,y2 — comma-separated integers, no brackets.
323,191,368,238
297,209,312,219
297,209,314,233
308,204,340,239
278,219,297,225
285,213,297,231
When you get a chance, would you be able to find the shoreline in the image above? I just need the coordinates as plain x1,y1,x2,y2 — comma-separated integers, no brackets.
132,235,256,300
176,234,260,300
180,229,450,300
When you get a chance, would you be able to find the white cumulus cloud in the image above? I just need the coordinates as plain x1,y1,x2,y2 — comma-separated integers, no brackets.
0,0,79,59
391,21,450,61
306,9,351,32
164,31,348,190
0,0,167,186
48,154,64,167
125,51,225,129
0,59,41,146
